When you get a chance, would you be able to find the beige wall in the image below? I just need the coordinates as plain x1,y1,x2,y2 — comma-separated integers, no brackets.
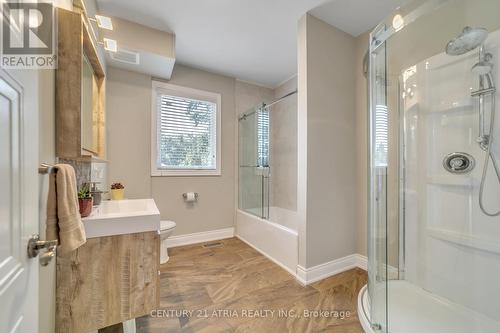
107,65,237,236
355,32,369,257
270,77,298,211
107,68,152,198
298,14,358,268
235,81,274,114
103,16,175,59
297,14,308,266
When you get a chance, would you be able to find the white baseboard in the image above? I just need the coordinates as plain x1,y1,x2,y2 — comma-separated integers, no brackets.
356,254,368,271
166,227,235,248
235,234,297,277
353,255,400,279
296,254,368,285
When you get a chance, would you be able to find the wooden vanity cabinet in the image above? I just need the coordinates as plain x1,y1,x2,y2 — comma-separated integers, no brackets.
56,232,160,333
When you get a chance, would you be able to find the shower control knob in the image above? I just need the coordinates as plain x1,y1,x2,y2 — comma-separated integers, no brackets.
443,152,475,174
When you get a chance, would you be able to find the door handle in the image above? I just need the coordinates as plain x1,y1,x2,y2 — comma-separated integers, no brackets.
27,234,58,266
39,250,56,266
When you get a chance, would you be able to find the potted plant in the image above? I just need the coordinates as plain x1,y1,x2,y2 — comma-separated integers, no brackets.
78,184,93,217
110,182,125,200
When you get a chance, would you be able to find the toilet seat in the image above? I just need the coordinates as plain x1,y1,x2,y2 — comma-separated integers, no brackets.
160,220,176,231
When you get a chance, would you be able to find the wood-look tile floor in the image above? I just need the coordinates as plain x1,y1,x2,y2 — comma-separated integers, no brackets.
136,237,367,333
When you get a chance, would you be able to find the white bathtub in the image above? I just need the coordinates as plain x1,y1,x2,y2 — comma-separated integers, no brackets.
236,207,298,275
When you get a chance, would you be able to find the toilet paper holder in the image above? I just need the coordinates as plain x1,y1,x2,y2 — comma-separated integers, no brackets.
182,192,199,200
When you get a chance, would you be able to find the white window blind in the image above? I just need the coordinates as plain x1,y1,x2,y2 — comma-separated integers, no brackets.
152,81,221,176
374,104,388,167
257,108,270,167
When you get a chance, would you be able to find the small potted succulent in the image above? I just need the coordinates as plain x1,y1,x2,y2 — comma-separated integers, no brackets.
110,182,125,200
78,184,93,217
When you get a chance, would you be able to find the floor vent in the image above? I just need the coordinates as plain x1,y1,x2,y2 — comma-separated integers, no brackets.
202,242,223,249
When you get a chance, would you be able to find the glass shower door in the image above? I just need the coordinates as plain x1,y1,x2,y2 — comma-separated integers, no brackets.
368,25,389,332
239,108,270,219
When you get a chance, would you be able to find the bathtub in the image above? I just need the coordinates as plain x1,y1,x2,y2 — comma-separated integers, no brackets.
236,207,298,275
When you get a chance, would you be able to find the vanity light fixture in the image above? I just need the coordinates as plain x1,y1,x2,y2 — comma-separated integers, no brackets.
90,15,113,30
102,38,117,52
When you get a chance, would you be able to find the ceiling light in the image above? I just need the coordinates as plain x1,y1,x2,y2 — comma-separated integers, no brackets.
103,38,117,52
392,14,404,32
94,15,113,30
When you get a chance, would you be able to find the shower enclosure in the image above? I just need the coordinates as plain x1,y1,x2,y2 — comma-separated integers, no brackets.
238,90,298,226
359,0,500,332
237,90,299,273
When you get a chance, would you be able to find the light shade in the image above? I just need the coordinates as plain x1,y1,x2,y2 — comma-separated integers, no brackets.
95,15,113,30
103,38,117,52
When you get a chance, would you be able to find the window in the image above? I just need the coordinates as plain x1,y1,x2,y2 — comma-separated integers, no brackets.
256,108,270,167
374,104,388,167
151,81,221,176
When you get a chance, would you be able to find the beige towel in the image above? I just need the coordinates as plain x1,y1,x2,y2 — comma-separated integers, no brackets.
46,164,86,254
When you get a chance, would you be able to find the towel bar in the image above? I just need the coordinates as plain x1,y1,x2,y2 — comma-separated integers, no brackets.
39,163,57,175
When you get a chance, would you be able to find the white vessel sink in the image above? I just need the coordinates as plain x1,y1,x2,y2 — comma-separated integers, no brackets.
82,199,160,238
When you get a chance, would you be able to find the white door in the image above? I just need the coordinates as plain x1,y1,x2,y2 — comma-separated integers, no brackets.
0,68,40,333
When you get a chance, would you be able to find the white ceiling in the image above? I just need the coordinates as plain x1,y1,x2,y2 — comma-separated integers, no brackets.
96,0,407,87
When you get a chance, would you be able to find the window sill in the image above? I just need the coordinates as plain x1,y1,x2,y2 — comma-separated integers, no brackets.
151,169,221,177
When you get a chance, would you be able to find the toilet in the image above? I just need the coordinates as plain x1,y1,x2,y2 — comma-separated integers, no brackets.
159,220,176,264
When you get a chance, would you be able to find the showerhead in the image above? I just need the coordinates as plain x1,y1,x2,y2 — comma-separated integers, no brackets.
472,53,493,75
446,26,488,56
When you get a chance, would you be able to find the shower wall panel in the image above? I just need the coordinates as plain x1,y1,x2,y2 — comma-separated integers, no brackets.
402,30,500,321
